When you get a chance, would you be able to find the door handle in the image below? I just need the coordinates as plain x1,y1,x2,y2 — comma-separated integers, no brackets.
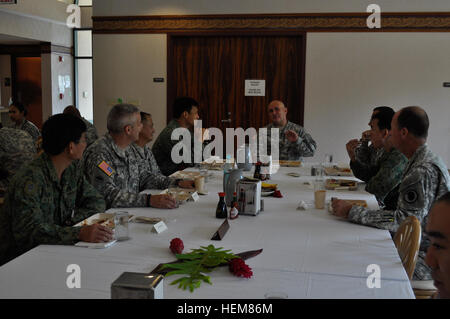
221,119,232,123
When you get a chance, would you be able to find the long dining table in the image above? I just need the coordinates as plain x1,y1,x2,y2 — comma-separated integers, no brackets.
0,164,415,299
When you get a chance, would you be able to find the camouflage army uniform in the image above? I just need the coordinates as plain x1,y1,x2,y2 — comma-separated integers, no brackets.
129,143,177,189
359,148,407,210
9,118,41,142
0,128,36,189
83,134,169,209
348,144,450,280
350,144,385,182
264,121,316,161
355,142,385,166
0,153,106,266
82,118,99,147
152,119,196,176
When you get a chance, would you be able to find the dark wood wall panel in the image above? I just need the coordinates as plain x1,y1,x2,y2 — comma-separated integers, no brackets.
168,34,306,132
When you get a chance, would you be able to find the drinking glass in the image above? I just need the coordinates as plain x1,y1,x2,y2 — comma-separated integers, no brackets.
114,211,130,241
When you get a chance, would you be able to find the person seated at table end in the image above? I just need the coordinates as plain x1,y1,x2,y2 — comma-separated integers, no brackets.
0,114,112,266
82,104,178,210
425,192,450,299
130,111,194,189
332,106,450,281
264,100,316,161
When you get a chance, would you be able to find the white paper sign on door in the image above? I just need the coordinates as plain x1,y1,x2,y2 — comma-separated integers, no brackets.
245,80,265,96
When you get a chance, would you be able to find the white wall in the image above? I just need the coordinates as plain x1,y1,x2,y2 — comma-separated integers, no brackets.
93,34,167,142
42,52,74,121
305,33,450,167
93,0,450,15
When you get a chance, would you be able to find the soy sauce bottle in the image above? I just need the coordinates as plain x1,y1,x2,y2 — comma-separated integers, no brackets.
216,192,228,219
254,162,262,180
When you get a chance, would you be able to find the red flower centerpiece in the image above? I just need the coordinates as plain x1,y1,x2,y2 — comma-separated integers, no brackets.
170,238,184,254
229,258,253,278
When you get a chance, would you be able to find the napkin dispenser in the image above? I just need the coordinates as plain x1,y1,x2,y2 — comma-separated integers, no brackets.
236,180,261,216
111,272,163,299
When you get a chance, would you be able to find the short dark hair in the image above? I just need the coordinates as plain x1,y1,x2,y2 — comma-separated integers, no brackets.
173,97,199,119
371,106,392,118
140,112,151,123
371,107,395,130
11,101,28,116
397,106,429,139
63,105,81,118
42,114,87,155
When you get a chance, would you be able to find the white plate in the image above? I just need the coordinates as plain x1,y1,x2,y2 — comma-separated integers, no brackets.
73,213,115,228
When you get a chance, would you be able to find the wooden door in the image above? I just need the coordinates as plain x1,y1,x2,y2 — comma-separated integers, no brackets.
168,33,306,155
13,57,43,129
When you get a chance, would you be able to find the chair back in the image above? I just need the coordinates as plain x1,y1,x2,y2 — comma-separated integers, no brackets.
394,216,422,280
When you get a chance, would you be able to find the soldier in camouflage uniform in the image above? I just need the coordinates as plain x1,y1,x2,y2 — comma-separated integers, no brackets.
8,102,41,143
0,114,111,266
0,128,36,189
332,107,450,280
130,112,194,190
82,104,179,209
347,107,395,180
152,97,201,176
63,105,99,147
349,107,407,209
264,100,316,161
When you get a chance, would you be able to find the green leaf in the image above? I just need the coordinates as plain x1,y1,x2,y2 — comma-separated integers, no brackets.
161,244,238,292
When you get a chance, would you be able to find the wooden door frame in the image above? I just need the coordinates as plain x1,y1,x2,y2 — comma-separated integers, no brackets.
167,30,307,126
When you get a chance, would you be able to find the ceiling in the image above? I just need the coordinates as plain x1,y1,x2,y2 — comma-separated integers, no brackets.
0,34,41,45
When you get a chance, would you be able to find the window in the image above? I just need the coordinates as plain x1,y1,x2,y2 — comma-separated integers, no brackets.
73,0,93,122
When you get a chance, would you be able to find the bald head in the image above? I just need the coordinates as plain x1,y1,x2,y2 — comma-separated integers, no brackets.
268,100,288,127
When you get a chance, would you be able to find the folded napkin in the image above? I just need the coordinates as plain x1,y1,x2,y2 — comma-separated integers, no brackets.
75,240,117,249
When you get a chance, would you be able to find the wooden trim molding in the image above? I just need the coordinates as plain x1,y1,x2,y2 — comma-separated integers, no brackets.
93,12,450,33
0,43,72,55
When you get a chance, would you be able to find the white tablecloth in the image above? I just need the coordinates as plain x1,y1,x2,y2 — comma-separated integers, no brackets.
0,166,415,299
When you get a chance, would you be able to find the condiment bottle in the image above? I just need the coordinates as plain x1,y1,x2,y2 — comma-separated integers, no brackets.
216,192,228,219
230,192,239,220
253,161,262,180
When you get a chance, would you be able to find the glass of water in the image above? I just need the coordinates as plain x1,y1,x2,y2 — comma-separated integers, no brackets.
114,211,130,241
199,163,209,182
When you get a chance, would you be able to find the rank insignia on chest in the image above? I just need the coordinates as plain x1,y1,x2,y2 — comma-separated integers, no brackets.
98,161,114,177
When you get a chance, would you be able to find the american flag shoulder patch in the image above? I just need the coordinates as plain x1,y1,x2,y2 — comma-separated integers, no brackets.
98,161,114,177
